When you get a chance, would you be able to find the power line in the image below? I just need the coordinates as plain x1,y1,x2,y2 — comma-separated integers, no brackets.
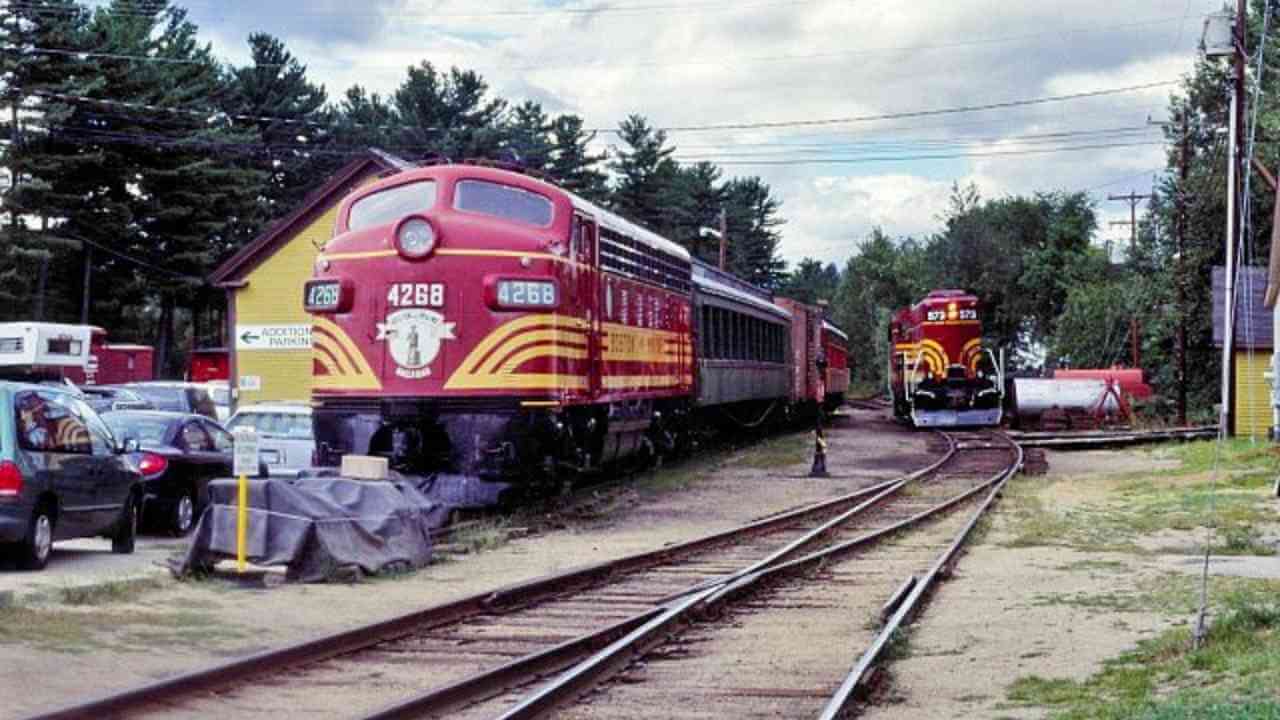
23,81,1177,140
601,81,1178,134
671,140,1165,166
5,0,818,21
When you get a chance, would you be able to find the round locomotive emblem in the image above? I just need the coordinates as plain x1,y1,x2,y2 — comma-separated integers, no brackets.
376,309,457,379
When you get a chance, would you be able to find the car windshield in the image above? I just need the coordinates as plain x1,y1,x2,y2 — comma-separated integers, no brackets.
104,415,172,446
129,386,185,411
454,180,553,227
348,180,437,231
227,412,312,439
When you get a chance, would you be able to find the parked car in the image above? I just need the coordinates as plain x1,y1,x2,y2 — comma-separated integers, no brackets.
121,382,218,421
103,410,257,535
77,386,153,414
226,403,314,476
0,382,142,570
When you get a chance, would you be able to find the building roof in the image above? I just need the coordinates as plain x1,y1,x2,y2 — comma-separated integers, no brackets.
1212,265,1273,349
210,150,405,284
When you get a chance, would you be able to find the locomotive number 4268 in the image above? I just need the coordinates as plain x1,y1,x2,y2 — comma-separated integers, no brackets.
387,282,446,308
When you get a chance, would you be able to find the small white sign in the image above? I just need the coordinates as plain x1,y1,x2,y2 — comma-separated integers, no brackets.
239,375,262,392
236,324,311,351
232,428,259,477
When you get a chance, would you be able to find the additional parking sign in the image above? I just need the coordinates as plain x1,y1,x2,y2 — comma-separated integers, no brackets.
233,427,259,477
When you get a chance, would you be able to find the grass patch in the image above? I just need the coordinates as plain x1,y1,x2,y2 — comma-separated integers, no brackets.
58,576,167,606
738,431,811,470
1000,455,1278,557
1006,580,1280,719
0,605,229,653
445,517,514,554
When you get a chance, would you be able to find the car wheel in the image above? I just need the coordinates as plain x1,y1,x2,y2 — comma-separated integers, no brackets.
172,490,196,536
112,494,138,554
16,506,54,571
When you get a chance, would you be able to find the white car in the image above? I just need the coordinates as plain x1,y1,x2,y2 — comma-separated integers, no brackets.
225,403,314,476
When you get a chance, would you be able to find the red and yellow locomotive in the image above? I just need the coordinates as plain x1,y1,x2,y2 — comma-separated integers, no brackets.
888,290,1002,427
305,163,849,489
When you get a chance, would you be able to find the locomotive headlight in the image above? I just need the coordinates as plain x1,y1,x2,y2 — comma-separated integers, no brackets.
395,216,437,259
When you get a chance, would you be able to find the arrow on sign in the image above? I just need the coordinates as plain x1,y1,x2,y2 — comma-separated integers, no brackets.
240,331,260,344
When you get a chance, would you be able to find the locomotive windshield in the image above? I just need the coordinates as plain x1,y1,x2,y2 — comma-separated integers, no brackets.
348,180,437,231
454,179,553,227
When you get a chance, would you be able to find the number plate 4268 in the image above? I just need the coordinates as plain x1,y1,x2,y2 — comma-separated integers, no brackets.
387,283,445,308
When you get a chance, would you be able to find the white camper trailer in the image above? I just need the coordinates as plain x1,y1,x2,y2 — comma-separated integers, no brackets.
0,323,93,375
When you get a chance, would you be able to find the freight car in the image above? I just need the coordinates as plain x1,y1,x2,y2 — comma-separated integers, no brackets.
304,162,846,489
888,290,1002,427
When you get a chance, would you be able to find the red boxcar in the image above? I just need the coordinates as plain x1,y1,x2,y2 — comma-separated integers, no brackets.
889,290,1002,427
822,320,850,410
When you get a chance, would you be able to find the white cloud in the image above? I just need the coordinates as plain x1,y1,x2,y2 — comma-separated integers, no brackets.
180,0,1216,271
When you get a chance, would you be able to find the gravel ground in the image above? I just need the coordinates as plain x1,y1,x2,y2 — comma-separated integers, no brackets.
0,404,935,719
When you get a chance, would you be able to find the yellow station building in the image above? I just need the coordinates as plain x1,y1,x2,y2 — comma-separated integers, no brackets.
210,151,403,407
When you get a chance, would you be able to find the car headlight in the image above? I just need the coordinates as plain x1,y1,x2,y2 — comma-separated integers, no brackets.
395,216,437,259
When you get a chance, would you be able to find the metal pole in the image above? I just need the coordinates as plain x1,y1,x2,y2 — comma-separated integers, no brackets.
1222,1,1246,437
717,207,728,272
1177,112,1189,426
80,241,92,325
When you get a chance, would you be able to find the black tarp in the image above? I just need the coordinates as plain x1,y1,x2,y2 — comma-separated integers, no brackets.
176,475,447,582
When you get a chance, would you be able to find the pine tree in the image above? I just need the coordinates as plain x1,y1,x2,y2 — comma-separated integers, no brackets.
393,62,507,161
0,0,94,321
609,114,678,233
546,114,608,203
724,176,786,288
224,33,330,233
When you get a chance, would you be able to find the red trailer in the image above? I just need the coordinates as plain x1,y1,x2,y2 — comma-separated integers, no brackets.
61,327,154,386
188,348,230,383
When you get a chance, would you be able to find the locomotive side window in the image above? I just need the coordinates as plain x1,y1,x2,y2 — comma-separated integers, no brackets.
348,180,437,231
454,180,554,227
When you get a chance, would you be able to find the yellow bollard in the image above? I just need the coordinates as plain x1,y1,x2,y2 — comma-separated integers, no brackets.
236,474,248,573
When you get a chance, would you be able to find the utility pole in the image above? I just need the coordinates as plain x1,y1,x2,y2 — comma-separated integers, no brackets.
1107,191,1151,255
717,207,728,272
80,242,91,325
1220,0,1247,437
1177,112,1189,426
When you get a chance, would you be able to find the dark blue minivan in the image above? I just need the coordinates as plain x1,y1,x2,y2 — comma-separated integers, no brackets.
0,382,143,570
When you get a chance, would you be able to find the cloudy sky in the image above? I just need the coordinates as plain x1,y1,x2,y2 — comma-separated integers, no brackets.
165,0,1214,269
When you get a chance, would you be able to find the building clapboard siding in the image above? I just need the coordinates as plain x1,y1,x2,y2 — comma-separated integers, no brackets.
210,151,402,406
1211,266,1274,438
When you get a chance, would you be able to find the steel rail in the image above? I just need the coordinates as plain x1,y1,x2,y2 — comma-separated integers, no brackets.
1012,426,1215,448
817,433,1025,720
487,432,1018,720
360,435,967,720
657,432,959,603
28,448,953,720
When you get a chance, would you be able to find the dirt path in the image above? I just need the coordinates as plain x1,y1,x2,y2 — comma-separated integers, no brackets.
0,405,935,718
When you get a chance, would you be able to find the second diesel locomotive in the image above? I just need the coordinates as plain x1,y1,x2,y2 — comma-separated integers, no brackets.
304,162,847,490
888,290,1002,427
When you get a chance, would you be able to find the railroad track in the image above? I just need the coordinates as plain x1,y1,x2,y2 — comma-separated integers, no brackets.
32,430,1019,720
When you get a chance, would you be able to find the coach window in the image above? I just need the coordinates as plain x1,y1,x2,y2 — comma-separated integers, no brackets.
700,307,711,357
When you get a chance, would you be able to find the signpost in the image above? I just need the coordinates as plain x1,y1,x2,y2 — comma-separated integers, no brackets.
232,427,258,573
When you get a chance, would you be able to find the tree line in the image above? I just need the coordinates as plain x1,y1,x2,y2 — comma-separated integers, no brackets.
0,0,786,374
